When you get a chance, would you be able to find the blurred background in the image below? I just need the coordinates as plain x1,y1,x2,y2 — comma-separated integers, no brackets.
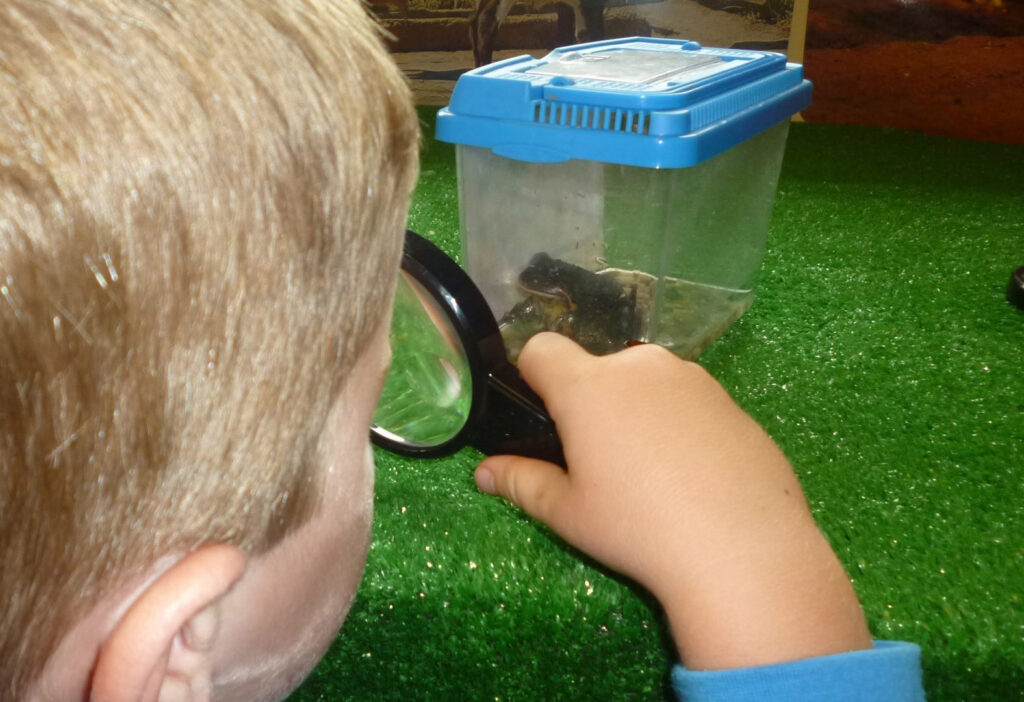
373,0,1023,144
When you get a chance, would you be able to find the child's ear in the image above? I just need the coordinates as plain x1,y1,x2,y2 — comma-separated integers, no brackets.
90,544,246,702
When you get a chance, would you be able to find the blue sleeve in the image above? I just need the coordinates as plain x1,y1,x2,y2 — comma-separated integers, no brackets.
671,641,925,702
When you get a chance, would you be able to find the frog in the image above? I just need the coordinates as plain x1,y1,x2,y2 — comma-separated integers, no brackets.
498,252,640,361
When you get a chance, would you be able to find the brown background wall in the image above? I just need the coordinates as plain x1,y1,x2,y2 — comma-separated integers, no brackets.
381,0,1024,144
803,0,1024,145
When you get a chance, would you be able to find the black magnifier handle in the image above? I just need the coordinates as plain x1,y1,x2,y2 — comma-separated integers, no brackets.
474,362,566,468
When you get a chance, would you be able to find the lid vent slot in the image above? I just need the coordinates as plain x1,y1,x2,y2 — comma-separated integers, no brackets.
532,101,651,135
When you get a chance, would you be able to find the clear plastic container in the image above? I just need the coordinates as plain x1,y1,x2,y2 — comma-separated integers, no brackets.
437,38,811,360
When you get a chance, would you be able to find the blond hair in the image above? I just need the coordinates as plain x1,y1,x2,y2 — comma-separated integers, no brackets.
0,0,418,694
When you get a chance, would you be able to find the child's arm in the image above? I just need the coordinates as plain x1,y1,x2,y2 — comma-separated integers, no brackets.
474,332,874,671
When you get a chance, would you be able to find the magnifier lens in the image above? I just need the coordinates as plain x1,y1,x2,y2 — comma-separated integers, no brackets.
370,230,564,466
372,270,473,448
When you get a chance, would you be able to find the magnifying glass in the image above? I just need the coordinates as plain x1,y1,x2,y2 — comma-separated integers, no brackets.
371,230,566,467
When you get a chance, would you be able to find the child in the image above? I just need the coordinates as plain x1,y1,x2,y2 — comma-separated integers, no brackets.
0,1,923,700
1,1,418,699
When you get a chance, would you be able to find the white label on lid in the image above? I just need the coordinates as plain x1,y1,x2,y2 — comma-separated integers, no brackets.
527,49,727,87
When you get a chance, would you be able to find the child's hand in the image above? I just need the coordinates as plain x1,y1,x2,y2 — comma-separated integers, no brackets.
474,332,872,670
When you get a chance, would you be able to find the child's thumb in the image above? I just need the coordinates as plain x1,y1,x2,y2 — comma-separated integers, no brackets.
475,455,571,529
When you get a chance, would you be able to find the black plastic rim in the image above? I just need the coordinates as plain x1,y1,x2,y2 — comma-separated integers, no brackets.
370,230,506,458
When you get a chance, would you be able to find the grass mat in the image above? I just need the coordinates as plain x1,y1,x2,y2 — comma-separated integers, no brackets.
289,111,1024,701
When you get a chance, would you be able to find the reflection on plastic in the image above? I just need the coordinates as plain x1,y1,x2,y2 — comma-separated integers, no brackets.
372,270,473,447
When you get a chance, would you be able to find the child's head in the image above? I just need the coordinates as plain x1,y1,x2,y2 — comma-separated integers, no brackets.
0,1,418,699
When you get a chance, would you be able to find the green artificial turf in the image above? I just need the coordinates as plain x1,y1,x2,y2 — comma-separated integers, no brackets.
289,111,1024,701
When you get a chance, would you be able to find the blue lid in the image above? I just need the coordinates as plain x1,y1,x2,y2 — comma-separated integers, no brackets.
436,37,812,168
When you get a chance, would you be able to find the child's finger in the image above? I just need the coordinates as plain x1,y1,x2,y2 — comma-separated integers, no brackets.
474,454,571,529
515,332,594,416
